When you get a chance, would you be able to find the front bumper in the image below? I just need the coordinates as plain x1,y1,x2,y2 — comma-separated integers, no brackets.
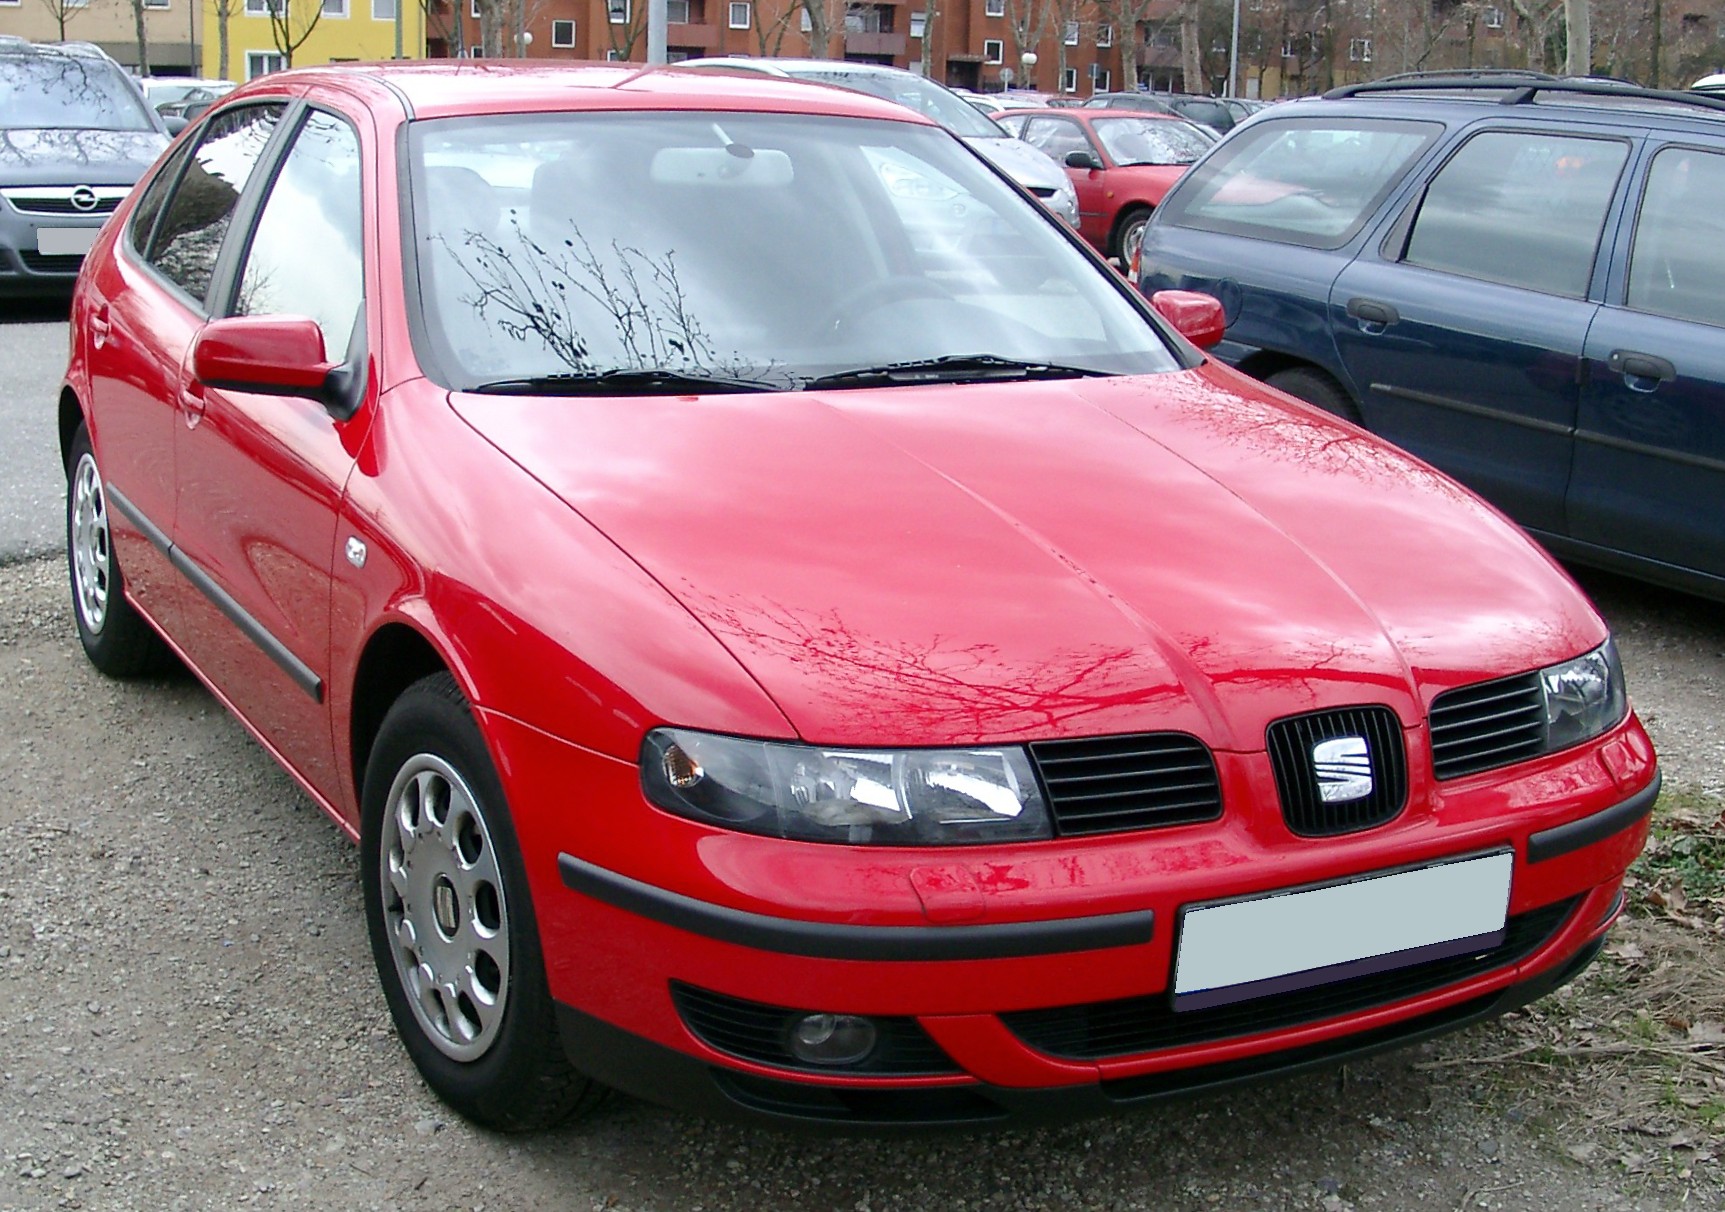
495,709,1656,1128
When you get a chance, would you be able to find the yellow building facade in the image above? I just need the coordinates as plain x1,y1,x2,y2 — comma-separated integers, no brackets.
203,0,426,81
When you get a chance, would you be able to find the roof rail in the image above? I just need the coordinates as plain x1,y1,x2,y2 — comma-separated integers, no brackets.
1323,74,1725,117
1371,68,1559,85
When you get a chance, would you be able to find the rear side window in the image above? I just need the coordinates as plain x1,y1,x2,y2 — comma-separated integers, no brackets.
1625,146,1725,328
143,104,285,306
1159,117,1441,249
1403,131,1627,298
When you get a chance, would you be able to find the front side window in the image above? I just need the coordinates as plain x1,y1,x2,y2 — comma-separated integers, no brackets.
1018,116,1092,162
1093,116,1212,166
1403,131,1627,298
145,105,285,305
0,53,157,131
1160,117,1442,250
408,112,1179,392
1625,146,1725,328
233,110,364,359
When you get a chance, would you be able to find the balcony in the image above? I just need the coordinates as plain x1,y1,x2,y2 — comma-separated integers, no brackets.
844,32,908,57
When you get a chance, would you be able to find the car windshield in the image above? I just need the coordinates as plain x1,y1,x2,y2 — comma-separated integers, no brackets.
409,111,1179,391
782,68,1007,139
1093,117,1213,166
0,55,154,131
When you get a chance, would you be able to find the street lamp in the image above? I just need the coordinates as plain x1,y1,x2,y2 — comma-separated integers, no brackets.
1020,49,1037,92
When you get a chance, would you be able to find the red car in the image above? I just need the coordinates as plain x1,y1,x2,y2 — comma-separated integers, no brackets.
61,62,1658,1131
996,107,1213,266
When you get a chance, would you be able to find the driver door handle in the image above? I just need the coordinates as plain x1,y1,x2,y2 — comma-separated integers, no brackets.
1607,350,1676,385
1346,297,1400,327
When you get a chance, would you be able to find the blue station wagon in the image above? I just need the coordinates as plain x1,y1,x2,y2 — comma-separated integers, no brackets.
1138,75,1725,601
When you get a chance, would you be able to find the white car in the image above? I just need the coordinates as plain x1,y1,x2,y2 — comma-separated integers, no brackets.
675,58,1081,228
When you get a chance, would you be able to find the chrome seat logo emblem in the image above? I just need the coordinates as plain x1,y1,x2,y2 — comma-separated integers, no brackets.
1313,736,1373,802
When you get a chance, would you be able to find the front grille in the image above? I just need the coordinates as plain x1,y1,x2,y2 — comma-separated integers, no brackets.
1029,733,1222,837
1001,896,1579,1061
7,196,120,215
1267,706,1407,836
670,983,961,1076
18,252,85,274
1429,672,1545,779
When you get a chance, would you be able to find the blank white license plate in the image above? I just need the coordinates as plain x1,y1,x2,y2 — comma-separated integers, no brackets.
37,227,99,256
1173,850,1513,1012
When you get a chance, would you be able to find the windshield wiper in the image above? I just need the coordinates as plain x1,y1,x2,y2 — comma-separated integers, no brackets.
468,369,787,396
804,354,1111,390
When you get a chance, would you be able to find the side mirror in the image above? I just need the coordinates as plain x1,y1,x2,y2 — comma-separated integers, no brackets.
1149,289,1226,350
1064,150,1103,171
163,115,189,135
192,315,345,405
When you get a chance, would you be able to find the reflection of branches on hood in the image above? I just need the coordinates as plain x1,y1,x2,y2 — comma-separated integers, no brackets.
441,215,723,375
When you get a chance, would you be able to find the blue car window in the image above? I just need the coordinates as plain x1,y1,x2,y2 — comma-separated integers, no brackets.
1158,117,1442,249
1625,146,1725,328
1404,131,1628,299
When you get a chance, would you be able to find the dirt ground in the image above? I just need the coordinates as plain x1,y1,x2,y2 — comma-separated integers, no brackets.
1,553,1720,1212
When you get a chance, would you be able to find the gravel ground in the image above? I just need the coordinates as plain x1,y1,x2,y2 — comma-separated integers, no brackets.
1,553,1720,1212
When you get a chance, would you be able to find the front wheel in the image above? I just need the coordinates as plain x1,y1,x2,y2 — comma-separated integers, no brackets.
361,673,605,1130
1111,206,1153,270
1265,366,1364,426
65,423,172,677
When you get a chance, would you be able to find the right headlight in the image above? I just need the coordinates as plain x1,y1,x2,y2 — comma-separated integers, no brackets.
1540,639,1627,753
639,728,1052,846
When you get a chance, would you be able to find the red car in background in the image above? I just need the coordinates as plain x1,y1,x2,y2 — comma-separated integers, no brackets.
997,107,1212,265
60,61,1657,1132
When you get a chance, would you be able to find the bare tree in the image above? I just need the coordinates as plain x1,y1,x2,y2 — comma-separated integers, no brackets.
1000,0,1055,88
1564,0,1589,74
263,0,325,68
918,0,939,79
213,0,240,79
129,0,150,75
1507,0,1564,71
36,0,96,43
751,0,801,56
1094,0,1160,89
801,0,838,58
605,0,648,59
1180,0,1201,90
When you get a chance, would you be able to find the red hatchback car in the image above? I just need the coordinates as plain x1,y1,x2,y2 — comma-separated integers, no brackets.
996,107,1212,266
61,62,1658,1131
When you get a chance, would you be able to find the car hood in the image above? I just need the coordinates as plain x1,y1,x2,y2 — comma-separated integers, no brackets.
964,134,1068,192
449,368,1604,748
0,128,169,185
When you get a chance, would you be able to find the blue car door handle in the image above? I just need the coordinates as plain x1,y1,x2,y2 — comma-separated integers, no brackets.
1608,350,1676,391
1346,298,1400,332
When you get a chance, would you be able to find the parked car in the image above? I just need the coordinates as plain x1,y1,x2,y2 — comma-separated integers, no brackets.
1087,91,1236,136
64,61,1656,1133
153,85,234,129
996,107,1212,263
0,36,169,295
140,76,235,115
1138,74,1725,602
675,58,1080,227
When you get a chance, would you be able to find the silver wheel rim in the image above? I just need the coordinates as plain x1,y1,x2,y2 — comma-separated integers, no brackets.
1121,218,1147,268
70,452,112,636
380,753,512,1062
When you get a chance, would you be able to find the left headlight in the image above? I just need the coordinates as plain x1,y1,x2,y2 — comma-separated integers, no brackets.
1541,639,1627,753
1052,175,1080,226
640,728,1053,846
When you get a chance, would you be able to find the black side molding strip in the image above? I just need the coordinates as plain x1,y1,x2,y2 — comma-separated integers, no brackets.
1527,770,1660,864
1370,384,1574,437
105,483,324,703
557,854,1155,962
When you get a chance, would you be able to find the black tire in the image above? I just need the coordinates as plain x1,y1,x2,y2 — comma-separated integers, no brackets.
1265,366,1364,425
361,672,607,1131
1110,205,1153,265
65,423,173,677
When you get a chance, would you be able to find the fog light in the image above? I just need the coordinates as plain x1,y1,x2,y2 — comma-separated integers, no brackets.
785,1013,877,1066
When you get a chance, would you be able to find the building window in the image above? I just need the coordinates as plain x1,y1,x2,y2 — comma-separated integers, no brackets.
606,48,622,60
246,50,287,77
142,0,170,9
845,4,890,33
799,8,810,30
666,0,689,22
983,38,1003,64
1096,24,1112,48
469,0,479,15
321,0,345,15
372,0,394,18
1060,67,1077,92
609,0,629,24
1064,21,1078,46
984,0,1003,16
551,18,575,45
1484,6,1503,27
244,0,285,15
729,1,749,28
1349,37,1372,62
1094,67,1110,92
909,10,924,38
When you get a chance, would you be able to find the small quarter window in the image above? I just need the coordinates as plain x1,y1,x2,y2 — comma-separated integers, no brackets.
1626,146,1725,328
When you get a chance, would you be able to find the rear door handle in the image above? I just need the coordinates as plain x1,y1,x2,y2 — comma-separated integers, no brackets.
88,304,112,349
1346,297,1400,329
1607,350,1676,388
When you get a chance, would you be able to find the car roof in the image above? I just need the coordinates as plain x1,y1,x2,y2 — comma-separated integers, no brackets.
222,61,942,127
1002,106,1185,123
679,57,914,79
1308,75,1725,135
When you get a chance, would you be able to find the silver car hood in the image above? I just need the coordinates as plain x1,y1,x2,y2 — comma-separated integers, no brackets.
963,134,1069,193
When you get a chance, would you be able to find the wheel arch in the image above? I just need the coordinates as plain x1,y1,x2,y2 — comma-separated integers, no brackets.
59,387,86,473
349,620,455,808
1108,202,1155,255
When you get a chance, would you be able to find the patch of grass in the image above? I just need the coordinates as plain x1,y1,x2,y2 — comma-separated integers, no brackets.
1629,787,1725,910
